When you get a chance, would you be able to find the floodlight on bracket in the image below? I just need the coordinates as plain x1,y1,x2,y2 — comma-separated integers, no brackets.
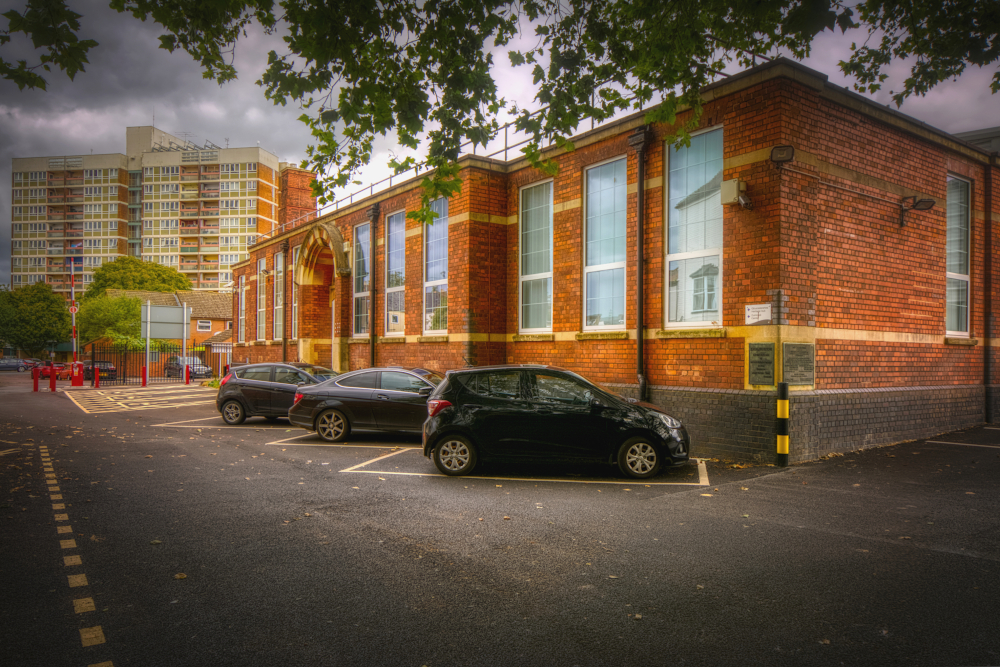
899,196,935,227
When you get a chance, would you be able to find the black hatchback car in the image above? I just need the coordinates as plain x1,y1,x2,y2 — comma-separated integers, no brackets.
422,365,690,479
288,367,445,441
217,362,339,424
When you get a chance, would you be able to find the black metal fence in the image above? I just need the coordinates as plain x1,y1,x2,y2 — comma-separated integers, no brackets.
84,343,210,386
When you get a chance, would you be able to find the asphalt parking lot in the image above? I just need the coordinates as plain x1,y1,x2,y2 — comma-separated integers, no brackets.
3,372,999,666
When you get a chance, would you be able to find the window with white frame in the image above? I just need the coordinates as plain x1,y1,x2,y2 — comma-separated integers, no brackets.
247,162,257,172
247,180,257,191
385,211,406,335
519,181,553,331
238,275,246,343
257,258,267,340
353,223,370,336
946,175,971,335
143,184,154,195
143,202,154,213
584,158,627,329
291,246,300,339
197,320,211,332
273,252,284,340
424,198,448,333
666,127,723,327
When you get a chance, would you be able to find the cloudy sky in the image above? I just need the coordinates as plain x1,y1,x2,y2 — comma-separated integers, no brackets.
2,2,997,286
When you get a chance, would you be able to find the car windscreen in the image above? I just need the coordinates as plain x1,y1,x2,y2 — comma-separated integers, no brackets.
417,371,445,386
301,366,338,381
563,370,625,401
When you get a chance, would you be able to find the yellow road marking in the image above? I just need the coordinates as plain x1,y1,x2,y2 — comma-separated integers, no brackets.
49,485,60,491
68,574,88,587
74,598,96,613
55,513,68,521
59,539,77,549
51,494,63,500
64,555,82,566
52,503,65,510
80,626,106,647
57,525,72,534
45,473,56,479
88,661,115,667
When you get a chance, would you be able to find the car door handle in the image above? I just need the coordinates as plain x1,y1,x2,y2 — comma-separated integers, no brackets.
375,394,389,400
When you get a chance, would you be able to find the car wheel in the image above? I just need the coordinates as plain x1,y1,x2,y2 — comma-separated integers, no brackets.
434,436,477,476
617,437,661,479
221,400,247,425
17,366,26,372
316,409,350,442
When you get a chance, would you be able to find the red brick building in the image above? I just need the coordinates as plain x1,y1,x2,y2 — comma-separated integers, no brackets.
231,60,1000,462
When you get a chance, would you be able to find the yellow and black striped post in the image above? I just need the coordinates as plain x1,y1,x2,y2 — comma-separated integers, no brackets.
776,382,789,466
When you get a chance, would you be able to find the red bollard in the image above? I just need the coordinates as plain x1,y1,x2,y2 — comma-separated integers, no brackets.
49,368,57,392
185,365,191,385
142,366,147,387
33,367,39,392
94,367,100,389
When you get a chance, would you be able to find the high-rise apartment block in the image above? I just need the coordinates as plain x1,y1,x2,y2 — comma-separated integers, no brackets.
9,126,315,295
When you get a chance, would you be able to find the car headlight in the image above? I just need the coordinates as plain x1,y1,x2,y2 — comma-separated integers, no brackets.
655,412,682,429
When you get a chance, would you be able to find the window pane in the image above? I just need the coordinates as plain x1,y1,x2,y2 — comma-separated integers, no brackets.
521,182,552,276
521,277,552,329
533,373,591,405
426,198,448,281
337,371,377,389
586,160,627,267
668,256,720,323
386,289,405,334
947,277,968,333
946,177,970,275
586,268,625,326
354,223,370,293
668,129,723,254
386,212,405,288
425,284,447,331
354,295,370,335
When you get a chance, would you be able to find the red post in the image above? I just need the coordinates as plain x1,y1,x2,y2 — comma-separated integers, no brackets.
185,365,191,385
142,366,147,387
94,367,100,389
32,367,39,392
49,368,57,392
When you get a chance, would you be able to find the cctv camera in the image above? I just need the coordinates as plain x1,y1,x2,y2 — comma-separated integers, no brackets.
738,194,753,210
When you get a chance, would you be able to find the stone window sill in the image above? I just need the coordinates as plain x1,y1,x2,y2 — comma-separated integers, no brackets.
655,328,726,339
945,337,978,346
513,334,554,342
576,331,628,341
417,335,449,343
380,336,406,344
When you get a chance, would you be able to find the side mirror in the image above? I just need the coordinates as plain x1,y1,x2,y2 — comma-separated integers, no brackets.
589,397,604,411
418,386,432,396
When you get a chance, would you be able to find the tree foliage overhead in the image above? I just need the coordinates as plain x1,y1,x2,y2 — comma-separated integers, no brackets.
82,256,192,301
4,0,998,219
0,283,71,357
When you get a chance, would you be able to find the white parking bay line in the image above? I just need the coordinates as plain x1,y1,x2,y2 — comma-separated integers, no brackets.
925,441,1000,449
341,451,711,486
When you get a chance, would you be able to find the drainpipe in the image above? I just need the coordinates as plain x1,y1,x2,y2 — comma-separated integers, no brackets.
986,155,996,422
281,239,289,362
628,127,651,401
367,204,379,368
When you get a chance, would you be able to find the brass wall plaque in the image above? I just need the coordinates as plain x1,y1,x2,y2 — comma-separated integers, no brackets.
783,343,815,385
748,343,774,386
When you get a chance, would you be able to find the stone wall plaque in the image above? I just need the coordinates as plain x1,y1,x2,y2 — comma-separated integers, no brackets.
783,343,815,385
748,343,774,386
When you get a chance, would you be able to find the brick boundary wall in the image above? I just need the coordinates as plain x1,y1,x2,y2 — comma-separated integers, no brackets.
608,383,989,463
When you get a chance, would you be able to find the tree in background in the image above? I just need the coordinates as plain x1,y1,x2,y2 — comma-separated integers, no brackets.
3,0,997,219
78,294,142,345
83,256,191,301
0,283,71,357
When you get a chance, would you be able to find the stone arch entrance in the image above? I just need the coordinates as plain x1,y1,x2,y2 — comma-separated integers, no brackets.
295,222,350,371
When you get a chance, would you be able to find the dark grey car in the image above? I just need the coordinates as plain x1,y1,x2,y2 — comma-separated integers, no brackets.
217,362,339,424
0,358,29,372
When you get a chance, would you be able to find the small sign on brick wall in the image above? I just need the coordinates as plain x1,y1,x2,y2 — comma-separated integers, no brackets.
745,303,772,326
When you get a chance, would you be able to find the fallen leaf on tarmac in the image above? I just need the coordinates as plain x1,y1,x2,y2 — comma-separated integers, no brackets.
634,614,642,620
899,536,911,540
503,516,510,520
741,514,750,518
244,477,250,480
150,540,162,545
819,639,830,645
478,518,484,521
853,484,860,487
379,477,385,481
174,573,187,580
802,481,808,485
304,513,312,517
856,549,869,553
145,455,153,458
496,485,502,488
696,584,704,590
700,494,713,497
608,575,618,579
966,492,976,495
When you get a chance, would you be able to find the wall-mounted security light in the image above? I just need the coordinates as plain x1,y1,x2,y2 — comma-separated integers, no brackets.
770,145,795,166
899,196,935,227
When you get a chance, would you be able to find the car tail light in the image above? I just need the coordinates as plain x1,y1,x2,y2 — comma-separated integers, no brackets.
220,373,232,387
293,392,304,405
427,399,452,417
